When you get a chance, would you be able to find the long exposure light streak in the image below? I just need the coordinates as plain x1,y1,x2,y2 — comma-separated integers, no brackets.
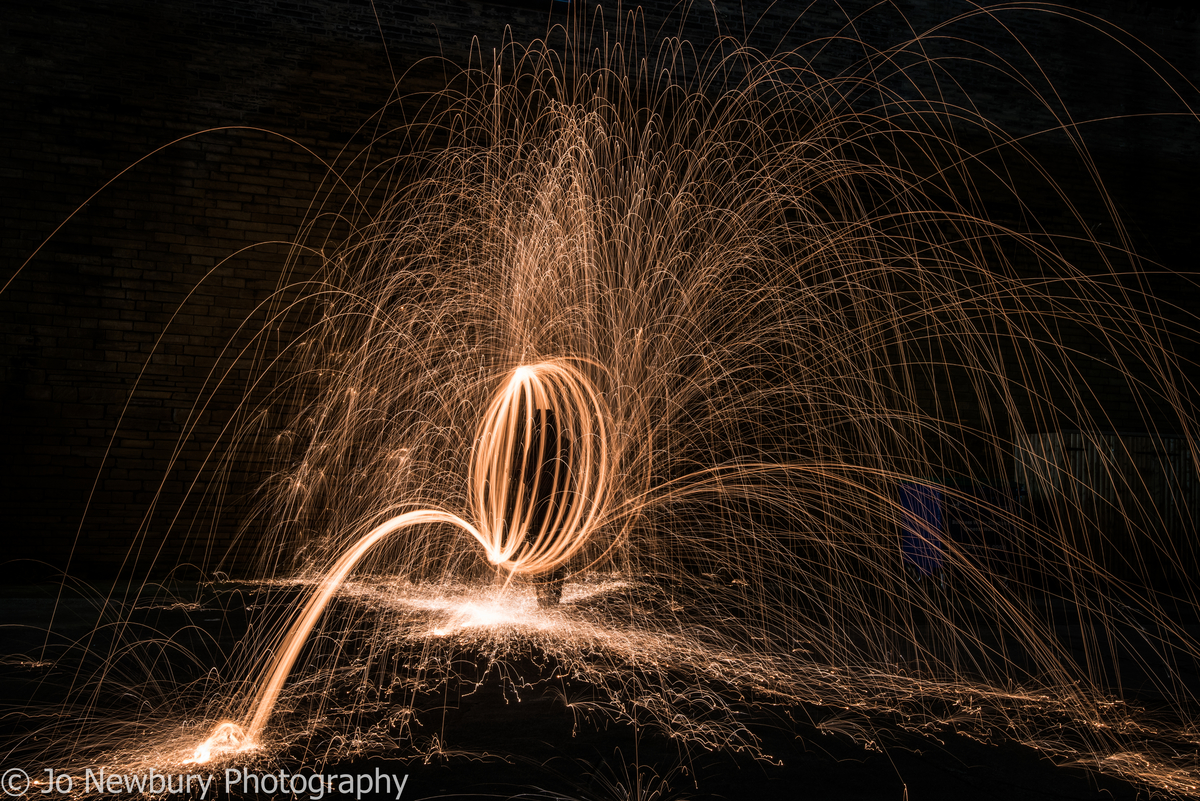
189,359,613,759
470,359,612,573
6,2,1200,797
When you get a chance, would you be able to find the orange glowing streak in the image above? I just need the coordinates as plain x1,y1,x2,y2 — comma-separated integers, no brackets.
470,359,610,573
191,361,611,760
190,509,481,760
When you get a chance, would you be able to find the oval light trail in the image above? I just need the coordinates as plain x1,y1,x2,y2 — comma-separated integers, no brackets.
189,360,612,761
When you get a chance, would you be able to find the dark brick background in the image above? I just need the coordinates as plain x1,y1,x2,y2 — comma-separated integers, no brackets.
2,0,1197,578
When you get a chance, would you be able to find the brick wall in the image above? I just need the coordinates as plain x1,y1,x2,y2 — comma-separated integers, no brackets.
2,0,1197,577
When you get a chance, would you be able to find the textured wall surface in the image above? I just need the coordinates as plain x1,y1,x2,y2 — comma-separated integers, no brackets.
2,0,1197,577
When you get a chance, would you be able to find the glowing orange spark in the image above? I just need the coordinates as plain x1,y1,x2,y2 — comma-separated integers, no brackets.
191,360,612,757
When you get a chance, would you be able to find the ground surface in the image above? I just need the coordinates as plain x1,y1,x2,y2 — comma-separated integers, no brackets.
0,579,1174,800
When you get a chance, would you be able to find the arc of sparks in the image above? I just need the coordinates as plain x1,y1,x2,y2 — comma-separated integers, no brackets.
471,360,610,573
188,361,612,762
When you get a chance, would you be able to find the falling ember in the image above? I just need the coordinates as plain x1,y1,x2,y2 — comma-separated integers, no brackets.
191,361,611,753
10,4,1200,797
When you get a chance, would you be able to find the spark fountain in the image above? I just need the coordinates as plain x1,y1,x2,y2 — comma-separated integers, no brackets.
6,2,1200,798
188,359,613,760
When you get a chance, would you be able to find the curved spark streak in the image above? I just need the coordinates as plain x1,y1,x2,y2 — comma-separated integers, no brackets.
471,360,611,572
192,509,480,760
27,7,1195,793
193,361,611,759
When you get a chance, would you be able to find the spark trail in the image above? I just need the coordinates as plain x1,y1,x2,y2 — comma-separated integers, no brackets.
189,360,613,759
9,3,1200,797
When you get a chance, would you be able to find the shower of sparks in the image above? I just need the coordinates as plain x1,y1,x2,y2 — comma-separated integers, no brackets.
7,3,1200,798
188,358,615,760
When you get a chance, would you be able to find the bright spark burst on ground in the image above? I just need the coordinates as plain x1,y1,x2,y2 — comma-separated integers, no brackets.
6,2,1200,798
